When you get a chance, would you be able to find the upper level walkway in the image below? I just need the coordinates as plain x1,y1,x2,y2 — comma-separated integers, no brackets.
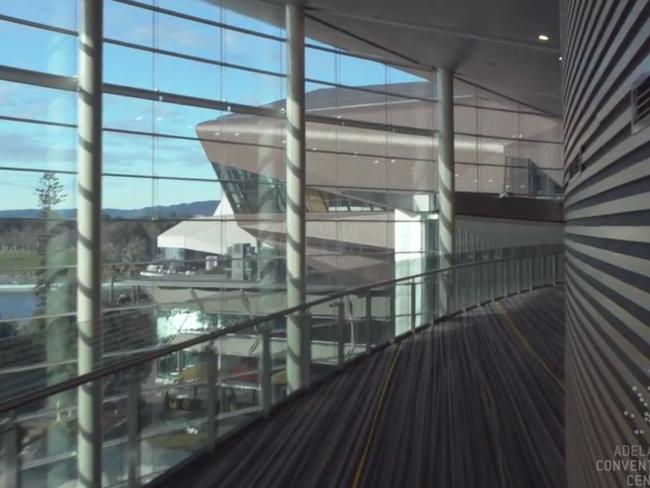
153,286,565,488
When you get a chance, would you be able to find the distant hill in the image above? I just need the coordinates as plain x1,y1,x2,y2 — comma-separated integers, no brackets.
0,200,220,220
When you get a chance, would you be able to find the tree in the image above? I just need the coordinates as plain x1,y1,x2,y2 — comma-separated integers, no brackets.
34,171,67,215
34,172,70,309
32,172,75,486
0,319,16,339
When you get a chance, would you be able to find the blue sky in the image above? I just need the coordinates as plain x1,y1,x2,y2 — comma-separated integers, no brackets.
0,0,426,211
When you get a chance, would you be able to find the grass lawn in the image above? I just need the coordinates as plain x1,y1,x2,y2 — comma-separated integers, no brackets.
0,251,41,270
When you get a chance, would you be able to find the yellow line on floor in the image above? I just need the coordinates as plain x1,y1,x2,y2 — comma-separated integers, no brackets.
351,343,402,488
495,301,564,391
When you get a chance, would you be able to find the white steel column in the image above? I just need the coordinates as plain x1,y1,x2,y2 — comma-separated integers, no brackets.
285,2,308,393
436,68,455,315
77,0,103,486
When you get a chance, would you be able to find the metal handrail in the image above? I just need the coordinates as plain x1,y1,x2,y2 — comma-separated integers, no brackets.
0,246,562,414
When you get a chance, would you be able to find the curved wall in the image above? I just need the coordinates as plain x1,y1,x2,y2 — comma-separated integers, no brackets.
562,1,650,486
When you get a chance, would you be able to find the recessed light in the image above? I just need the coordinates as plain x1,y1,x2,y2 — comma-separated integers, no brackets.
558,56,563,61
234,132,239,136
538,34,550,41
390,159,396,163
373,160,379,164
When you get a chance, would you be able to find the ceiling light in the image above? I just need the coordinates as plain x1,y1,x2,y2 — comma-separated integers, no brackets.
558,56,563,61
390,159,396,163
234,132,239,136
373,160,379,164
538,34,550,41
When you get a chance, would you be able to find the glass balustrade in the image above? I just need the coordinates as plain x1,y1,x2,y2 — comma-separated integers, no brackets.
0,245,564,487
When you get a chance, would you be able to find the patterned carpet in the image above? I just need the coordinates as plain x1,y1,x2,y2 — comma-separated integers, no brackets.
152,286,566,488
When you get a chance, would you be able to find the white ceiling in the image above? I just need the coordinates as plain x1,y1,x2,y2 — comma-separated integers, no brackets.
302,0,562,116
226,0,563,116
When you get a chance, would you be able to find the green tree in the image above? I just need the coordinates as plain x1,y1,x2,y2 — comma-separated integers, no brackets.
34,171,67,214
32,172,75,486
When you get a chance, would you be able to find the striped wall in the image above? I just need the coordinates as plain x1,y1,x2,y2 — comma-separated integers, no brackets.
561,1,650,487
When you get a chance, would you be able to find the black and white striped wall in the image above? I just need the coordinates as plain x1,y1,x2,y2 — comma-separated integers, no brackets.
561,1,650,487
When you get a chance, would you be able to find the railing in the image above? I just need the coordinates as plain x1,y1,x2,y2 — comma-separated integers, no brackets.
0,244,564,488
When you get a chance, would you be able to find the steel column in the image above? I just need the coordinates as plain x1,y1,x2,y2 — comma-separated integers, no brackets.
410,281,417,331
285,2,307,393
126,369,140,488
259,328,273,414
205,345,218,447
437,68,455,315
77,1,103,486
336,301,345,368
364,293,372,353
1,414,19,488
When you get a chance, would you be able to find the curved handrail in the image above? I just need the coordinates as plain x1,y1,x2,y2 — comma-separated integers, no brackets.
0,245,562,414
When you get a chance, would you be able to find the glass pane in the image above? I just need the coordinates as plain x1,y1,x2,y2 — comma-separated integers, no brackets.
222,0,284,37
0,21,76,76
105,0,153,47
158,0,221,20
157,11,221,60
306,47,336,83
224,29,284,73
0,0,77,31
223,67,283,107
0,120,76,172
0,80,76,125
104,44,154,89
338,53,386,88
156,54,221,100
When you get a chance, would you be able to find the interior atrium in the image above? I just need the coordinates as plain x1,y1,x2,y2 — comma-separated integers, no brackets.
0,1,648,487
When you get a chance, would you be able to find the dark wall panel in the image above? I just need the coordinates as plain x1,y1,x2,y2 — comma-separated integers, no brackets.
561,1,650,487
